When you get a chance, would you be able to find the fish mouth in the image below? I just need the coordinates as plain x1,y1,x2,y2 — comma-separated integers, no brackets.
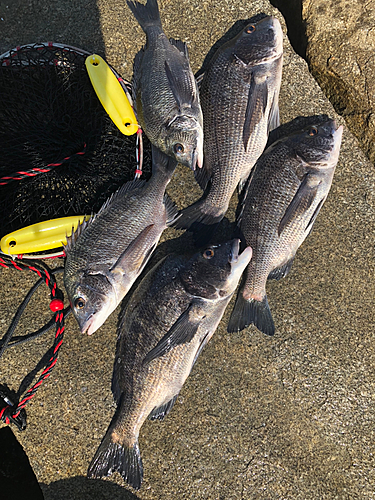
230,239,252,267
225,239,252,293
80,315,96,336
80,312,108,336
325,122,343,167
78,295,118,335
230,239,240,263
191,146,203,171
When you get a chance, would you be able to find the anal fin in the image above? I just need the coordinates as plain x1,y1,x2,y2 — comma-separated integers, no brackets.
169,38,189,60
148,395,178,421
268,257,295,280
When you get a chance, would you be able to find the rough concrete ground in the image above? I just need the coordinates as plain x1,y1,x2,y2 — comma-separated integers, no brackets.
0,0,374,499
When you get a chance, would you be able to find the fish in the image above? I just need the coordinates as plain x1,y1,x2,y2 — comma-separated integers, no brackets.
63,145,179,335
227,116,343,336
87,238,252,489
174,14,283,244
127,0,204,171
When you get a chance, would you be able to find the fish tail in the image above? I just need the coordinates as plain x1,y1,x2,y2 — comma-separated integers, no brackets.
127,0,162,31
87,425,143,490
227,292,275,336
172,198,224,246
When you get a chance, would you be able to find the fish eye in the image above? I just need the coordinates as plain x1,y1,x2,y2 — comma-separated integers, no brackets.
74,297,86,310
174,143,184,154
203,248,215,259
308,127,318,136
245,25,256,34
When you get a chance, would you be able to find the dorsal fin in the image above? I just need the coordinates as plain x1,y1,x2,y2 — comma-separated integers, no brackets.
132,47,144,105
63,217,92,254
96,179,147,217
64,180,147,255
194,158,212,191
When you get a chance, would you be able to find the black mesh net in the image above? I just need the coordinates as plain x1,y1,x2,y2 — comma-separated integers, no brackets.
0,43,152,238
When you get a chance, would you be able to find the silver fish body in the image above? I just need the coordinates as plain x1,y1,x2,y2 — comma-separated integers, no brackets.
63,146,178,335
87,239,252,489
175,15,283,244
227,116,343,336
127,0,203,170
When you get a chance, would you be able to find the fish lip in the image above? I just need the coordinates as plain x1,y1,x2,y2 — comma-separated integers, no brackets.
230,239,240,263
79,315,95,336
327,123,343,166
190,149,197,171
196,146,203,169
231,240,253,268
270,17,284,57
190,146,203,171
333,122,343,139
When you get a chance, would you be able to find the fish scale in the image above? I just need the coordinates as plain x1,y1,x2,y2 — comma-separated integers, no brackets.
63,146,179,336
87,239,252,489
242,156,303,298
128,0,203,170
174,15,283,244
228,116,343,336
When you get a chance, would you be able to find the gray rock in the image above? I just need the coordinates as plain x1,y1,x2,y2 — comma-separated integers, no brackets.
305,0,375,165
272,0,375,165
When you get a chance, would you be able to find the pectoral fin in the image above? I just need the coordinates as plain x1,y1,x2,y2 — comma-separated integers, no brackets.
195,72,204,91
143,302,205,364
267,92,280,133
110,224,156,275
243,76,268,152
278,174,321,236
305,197,325,234
163,193,180,226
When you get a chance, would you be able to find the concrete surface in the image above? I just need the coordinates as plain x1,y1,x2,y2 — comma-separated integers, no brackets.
0,0,374,499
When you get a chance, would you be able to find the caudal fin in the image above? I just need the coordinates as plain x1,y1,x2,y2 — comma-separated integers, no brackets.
227,292,275,336
173,198,224,246
127,0,162,32
87,430,143,490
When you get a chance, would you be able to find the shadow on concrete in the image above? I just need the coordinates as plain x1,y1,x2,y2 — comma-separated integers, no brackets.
0,0,106,55
40,476,140,500
269,0,307,59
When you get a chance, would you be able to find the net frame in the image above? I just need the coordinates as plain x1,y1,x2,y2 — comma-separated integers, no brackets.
0,42,151,238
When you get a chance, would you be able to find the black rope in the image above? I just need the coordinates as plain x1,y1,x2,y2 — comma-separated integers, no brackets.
0,256,68,430
0,267,70,350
